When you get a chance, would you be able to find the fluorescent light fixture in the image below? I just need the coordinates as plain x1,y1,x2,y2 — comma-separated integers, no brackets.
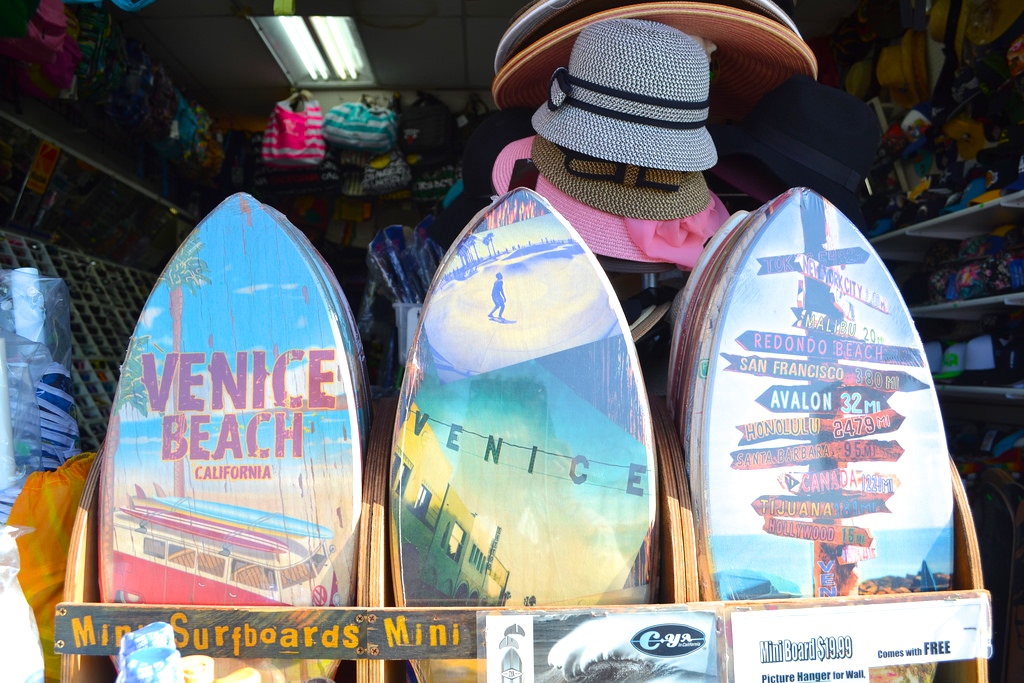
249,15,374,86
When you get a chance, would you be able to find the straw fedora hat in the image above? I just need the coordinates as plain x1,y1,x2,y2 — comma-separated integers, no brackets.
530,18,717,172
494,0,801,73
531,136,713,219
492,2,817,121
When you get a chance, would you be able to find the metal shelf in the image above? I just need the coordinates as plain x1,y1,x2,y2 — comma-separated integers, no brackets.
908,292,1024,319
935,383,1024,402
0,230,155,453
870,189,1024,260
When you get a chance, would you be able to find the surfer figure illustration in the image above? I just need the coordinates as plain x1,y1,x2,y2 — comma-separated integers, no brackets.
489,272,507,321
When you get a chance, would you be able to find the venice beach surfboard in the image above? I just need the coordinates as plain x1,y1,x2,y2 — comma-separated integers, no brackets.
98,192,365,682
677,188,954,605
390,187,658,682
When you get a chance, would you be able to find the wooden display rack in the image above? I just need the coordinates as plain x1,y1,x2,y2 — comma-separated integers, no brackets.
57,395,989,682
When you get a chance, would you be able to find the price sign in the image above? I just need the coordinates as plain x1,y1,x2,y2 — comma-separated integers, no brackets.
729,595,991,682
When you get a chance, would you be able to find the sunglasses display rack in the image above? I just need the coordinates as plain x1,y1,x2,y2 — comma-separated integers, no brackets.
0,229,156,453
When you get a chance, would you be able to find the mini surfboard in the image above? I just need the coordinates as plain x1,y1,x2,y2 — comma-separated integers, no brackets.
390,187,658,682
672,188,954,606
98,192,365,682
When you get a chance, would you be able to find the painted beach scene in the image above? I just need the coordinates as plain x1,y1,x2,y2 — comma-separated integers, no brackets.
391,188,658,681
695,188,953,600
98,193,364,681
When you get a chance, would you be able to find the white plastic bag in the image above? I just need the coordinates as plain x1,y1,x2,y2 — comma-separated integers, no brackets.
0,525,44,683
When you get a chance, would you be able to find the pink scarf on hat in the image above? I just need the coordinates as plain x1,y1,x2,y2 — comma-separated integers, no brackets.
623,193,731,268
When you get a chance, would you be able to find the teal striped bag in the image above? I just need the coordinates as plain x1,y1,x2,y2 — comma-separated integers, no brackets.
323,101,398,154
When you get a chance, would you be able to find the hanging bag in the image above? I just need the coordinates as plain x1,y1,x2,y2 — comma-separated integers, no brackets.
323,100,398,154
0,0,66,64
261,92,326,167
398,91,457,154
361,149,412,196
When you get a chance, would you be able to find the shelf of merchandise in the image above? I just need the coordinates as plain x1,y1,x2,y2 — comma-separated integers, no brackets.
871,192,1024,412
870,189,1024,262
0,229,155,453
908,292,1024,319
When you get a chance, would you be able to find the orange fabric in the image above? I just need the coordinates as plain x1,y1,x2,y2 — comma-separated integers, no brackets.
8,451,96,683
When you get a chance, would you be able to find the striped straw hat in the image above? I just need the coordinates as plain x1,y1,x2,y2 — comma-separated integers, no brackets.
492,2,817,122
531,19,717,172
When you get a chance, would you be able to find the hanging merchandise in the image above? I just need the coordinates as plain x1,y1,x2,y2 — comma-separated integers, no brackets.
16,7,82,101
137,60,178,142
252,134,343,197
260,92,327,168
0,0,66,65
397,91,458,155
361,149,412,196
323,100,399,154
72,3,126,105
149,89,198,164
110,0,159,10
106,37,154,130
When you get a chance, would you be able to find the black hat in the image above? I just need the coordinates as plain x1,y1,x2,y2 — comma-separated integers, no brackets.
430,108,535,249
708,74,881,229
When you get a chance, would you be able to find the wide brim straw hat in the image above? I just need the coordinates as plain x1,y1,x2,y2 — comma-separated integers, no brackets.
494,0,801,73
531,135,712,220
492,2,817,121
493,136,730,268
531,18,717,172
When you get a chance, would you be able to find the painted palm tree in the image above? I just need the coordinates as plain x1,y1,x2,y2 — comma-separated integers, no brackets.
162,238,211,496
105,333,153,456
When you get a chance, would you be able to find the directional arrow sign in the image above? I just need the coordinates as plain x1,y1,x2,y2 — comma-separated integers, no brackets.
736,330,924,367
762,517,875,547
840,544,878,564
737,410,904,445
755,384,892,415
778,468,900,496
752,494,892,520
757,247,870,275
720,354,929,392
791,252,891,313
731,440,905,469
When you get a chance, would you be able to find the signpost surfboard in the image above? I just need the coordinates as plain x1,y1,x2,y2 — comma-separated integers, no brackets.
98,192,366,682
671,188,954,613
390,187,658,682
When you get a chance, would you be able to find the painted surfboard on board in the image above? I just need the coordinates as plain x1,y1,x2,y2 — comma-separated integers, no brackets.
390,187,658,682
674,188,954,606
98,192,366,682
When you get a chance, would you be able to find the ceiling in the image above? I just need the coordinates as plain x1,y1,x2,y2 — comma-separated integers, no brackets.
111,0,533,128
109,1,855,130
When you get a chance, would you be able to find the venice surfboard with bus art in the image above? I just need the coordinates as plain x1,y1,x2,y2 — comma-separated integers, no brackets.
390,187,658,682
98,192,367,682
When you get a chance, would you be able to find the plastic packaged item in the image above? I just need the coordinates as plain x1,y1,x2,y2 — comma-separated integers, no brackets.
0,525,45,683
